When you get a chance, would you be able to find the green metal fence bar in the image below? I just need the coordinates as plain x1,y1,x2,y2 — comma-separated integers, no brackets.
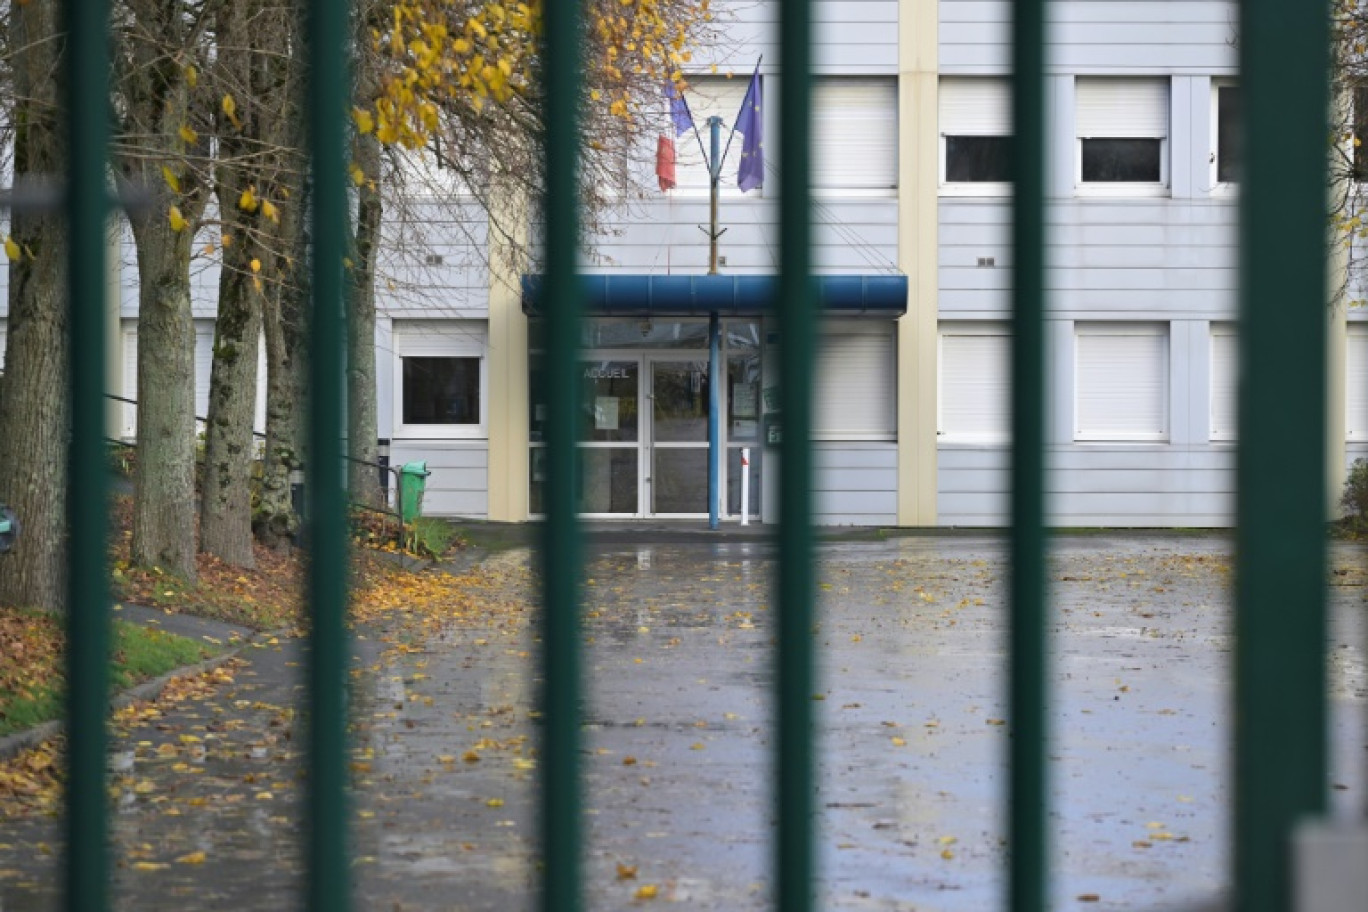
776,1,815,910
1235,2,1330,910
539,0,585,906
65,0,112,909
304,0,353,906
1008,0,1047,910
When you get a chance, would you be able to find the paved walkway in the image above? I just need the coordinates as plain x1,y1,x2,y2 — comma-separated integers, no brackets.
0,535,1363,910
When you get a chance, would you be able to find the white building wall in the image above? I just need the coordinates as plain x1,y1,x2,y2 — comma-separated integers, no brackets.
936,0,1245,526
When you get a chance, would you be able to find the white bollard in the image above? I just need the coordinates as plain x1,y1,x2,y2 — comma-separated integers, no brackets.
740,447,750,526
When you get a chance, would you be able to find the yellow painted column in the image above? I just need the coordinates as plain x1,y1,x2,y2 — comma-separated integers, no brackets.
486,187,530,522
896,0,939,526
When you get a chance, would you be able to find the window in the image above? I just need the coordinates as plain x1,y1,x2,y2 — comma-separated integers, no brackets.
940,77,1011,188
1348,323,1368,439
394,320,487,437
1076,78,1169,187
1213,82,1241,185
671,75,751,191
814,322,896,440
0,321,6,372
938,323,1010,442
1210,324,1237,440
813,78,897,190
1075,323,1169,441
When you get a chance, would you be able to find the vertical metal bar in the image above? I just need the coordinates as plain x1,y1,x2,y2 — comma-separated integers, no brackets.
304,0,351,907
709,311,721,529
539,0,584,905
1235,2,1330,910
777,2,815,910
1009,0,1047,910
65,0,111,908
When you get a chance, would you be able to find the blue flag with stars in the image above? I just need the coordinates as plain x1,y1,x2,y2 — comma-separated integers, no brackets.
734,72,763,192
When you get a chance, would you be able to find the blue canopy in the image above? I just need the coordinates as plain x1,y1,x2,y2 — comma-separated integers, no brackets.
521,273,907,317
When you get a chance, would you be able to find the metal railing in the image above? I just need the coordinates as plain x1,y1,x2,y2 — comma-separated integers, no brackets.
53,0,1335,911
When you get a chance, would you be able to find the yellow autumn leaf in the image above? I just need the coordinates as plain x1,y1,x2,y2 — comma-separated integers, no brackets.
175,851,206,864
161,166,180,194
890,736,906,747
350,164,365,187
132,862,168,872
462,750,481,763
238,186,259,212
486,798,504,807
184,65,198,88
178,124,198,144
616,862,638,879
4,236,20,261
222,94,236,118
352,107,375,135
634,884,658,900
168,206,188,232
249,258,262,274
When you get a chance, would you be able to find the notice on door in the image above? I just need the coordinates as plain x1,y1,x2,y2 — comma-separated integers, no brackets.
733,382,758,419
595,396,620,431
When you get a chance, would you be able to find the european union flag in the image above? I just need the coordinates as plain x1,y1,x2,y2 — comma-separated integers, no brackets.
734,72,763,192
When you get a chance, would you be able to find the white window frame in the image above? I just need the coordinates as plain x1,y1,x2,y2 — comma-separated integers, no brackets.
812,77,898,196
813,321,897,442
1210,79,1239,194
1074,322,1170,442
1209,323,1238,441
392,319,489,440
1075,77,1170,197
1348,322,1368,441
668,74,752,197
937,322,1011,444
938,77,1012,197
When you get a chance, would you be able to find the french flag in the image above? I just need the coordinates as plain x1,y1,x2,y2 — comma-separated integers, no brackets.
657,81,694,192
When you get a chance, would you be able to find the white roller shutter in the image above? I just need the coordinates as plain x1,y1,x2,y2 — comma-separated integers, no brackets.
122,327,138,439
814,323,895,439
1349,324,1368,440
813,78,897,189
1210,325,1238,440
1075,323,1169,441
194,321,216,426
1076,78,1169,138
939,326,1010,442
255,334,268,438
673,76,750,190
939,77,1011,136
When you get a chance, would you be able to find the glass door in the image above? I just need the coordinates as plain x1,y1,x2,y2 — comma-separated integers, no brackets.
647,357,711,516
578,357,641,516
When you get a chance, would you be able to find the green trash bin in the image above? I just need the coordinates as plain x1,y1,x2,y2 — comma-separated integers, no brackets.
399,461,431,522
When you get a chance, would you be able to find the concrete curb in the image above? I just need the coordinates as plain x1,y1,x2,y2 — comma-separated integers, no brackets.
0,627,283,763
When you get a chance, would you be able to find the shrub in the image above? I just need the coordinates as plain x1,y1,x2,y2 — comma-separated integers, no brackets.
1340,459,1368,533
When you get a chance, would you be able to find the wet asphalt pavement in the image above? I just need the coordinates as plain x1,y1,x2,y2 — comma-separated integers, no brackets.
0,534,1364,911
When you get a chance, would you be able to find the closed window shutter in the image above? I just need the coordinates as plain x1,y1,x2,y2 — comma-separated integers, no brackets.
814,324,895,439
939,77,1012,136
1210,326,1238,440
674,76,749,190
1075,324,1168,440
1349,325,1368,439
255,334,268,437
813,78,897,189
1076,78,1169,138
122,329,138,438
939,328,1010,441
195,322,216,424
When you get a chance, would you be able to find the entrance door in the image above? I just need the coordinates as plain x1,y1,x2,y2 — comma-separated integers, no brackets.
647,357,711,516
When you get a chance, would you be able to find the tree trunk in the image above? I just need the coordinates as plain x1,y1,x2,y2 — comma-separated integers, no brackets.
0,0,69,612
256,197,309,550
199,250,261,568
128,221,199,581
348,131,383,507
